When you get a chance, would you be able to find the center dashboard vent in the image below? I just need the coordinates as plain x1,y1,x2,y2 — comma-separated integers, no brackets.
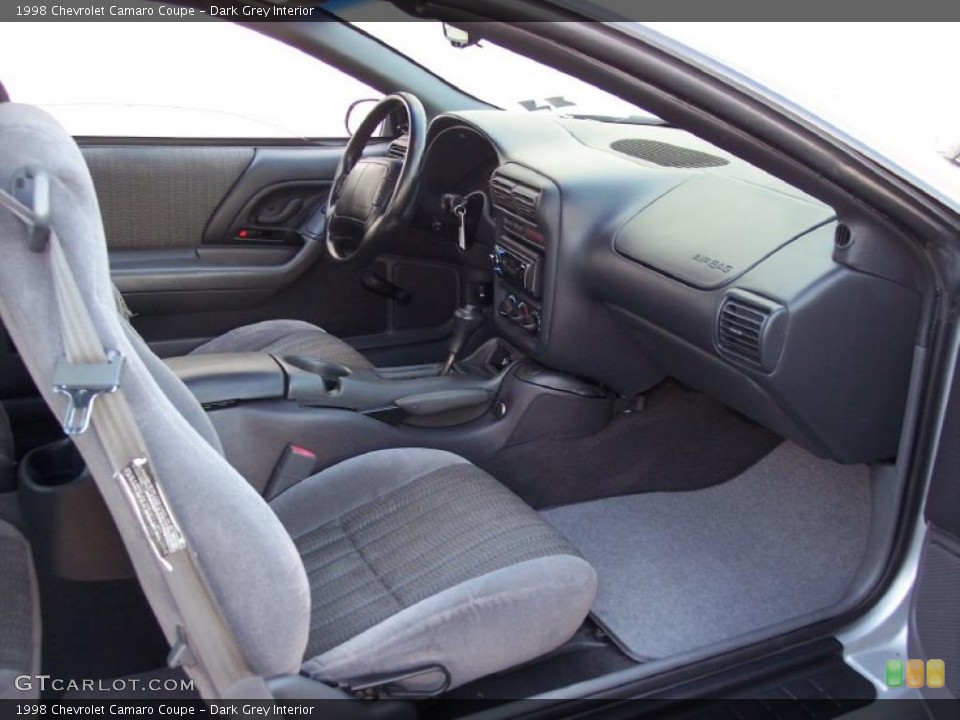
716,291,785,371
490,172,541,225
610,138,729,169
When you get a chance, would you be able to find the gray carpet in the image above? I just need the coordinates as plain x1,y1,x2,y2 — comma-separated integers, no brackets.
543,442,872,661
482,382,782,509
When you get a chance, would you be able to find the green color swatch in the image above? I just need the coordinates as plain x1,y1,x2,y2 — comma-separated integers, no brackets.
886,659,904,687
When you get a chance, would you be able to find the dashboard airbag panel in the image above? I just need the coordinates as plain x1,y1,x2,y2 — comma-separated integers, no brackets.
613,174,835,289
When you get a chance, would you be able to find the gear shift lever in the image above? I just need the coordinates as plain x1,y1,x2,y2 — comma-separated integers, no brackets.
442,304,484,375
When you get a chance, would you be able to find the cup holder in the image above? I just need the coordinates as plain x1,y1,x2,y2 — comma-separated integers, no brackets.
18,439,132,581
19,437,88,488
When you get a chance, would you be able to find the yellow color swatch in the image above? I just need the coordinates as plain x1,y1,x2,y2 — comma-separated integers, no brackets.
926,659,945,689
905,659,925,688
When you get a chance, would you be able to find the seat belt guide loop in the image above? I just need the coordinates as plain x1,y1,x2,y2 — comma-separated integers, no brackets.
52,348,125,435
11,166,51,253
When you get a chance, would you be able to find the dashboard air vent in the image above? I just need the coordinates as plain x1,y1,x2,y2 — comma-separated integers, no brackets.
387,137,408,159
834,223,853,249
490,172,541,225
610,139,729,169
717,292,783,370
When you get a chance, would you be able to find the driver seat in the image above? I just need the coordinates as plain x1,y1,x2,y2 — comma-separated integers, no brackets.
0,103,596,697
188,320,373,370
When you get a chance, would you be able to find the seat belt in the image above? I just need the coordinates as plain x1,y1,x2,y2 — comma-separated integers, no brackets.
0,174,271,701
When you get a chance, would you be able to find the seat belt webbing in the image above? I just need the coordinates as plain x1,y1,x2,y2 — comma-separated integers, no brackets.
0,184,270,701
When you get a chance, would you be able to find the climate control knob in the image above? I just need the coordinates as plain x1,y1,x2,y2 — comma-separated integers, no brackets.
508,300,528,323
498,295,518,317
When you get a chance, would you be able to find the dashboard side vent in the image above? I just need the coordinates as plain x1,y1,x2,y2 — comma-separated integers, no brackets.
611,139,729,169
387,137,408,159
717,291,784,370
490,172,541,225
834,223,853,249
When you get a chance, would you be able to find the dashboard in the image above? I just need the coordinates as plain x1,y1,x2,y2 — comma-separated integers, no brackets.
413,110,924,464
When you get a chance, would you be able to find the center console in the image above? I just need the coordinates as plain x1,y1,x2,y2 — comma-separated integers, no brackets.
165,349,505,425
488,164,558,357
162,342,612,494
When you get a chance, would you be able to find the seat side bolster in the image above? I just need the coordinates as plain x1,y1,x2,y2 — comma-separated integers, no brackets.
301,555,598,693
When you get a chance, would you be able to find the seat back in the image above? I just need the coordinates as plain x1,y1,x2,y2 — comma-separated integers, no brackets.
0,104,310,680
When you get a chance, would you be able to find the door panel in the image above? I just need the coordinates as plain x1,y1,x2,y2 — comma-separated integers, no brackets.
85,145,254,250
78,141,460,362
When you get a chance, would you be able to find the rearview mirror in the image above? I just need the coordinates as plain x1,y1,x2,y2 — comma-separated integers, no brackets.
443,23,478,49
344,98,380,136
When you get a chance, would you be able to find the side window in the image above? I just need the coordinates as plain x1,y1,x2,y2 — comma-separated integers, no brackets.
0,22,380,139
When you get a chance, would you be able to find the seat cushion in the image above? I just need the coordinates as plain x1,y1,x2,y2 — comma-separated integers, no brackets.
270,449,596,693
190,320,373,370
0,521,41,699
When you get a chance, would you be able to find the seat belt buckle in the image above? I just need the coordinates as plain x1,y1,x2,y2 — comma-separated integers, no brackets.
52,349,125,436
264,444,317,499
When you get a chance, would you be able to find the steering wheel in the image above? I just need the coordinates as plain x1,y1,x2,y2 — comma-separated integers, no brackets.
325,92,427,264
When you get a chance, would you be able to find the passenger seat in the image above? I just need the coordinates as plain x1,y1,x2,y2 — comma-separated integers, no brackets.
0,403,41,699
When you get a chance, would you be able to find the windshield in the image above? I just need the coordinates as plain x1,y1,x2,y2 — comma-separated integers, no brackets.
350,16,959,206
352,21,661,122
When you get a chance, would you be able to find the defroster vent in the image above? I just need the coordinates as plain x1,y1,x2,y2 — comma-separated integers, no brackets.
611,139,729,169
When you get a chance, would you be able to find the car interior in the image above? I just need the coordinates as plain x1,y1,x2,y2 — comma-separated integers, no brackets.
0,11,944,712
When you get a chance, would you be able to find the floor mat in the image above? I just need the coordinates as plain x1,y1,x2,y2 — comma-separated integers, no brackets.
542,442,872,661
481,382,782,509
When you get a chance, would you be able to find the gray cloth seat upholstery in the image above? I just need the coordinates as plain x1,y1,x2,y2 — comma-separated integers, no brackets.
0,102,597,696
271,449,595,690
0,520,41,699
189,319,373,370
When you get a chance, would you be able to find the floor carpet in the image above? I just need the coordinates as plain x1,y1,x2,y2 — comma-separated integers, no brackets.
543,442,872,661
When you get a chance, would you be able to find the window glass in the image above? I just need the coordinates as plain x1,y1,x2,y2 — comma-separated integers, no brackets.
0,22,380,138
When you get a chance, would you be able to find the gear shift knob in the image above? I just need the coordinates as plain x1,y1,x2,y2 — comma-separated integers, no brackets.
442,304,484,374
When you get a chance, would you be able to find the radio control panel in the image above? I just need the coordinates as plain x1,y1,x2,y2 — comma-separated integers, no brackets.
489,167,550,348
490,239,541,298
